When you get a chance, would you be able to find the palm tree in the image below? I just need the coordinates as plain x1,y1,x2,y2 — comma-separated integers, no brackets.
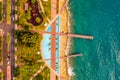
49,37,51,40
48,43,51,46
48,47,51,51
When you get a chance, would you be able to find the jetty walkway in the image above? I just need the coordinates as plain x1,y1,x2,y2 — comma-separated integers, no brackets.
37,54,83,62
31,30,93,39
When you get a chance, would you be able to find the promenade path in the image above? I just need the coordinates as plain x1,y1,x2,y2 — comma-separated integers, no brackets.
46,0,69,28
50,0,57,79
38,0,45,13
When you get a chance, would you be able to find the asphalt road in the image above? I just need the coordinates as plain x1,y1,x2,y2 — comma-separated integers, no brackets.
0,0,15,79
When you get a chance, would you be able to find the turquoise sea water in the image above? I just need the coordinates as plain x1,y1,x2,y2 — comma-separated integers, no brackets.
68,0,120,80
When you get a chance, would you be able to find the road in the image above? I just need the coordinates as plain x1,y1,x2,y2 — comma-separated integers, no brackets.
0,0,15,79
0,0,9,79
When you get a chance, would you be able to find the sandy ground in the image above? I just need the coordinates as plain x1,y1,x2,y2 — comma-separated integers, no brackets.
59,0,69,79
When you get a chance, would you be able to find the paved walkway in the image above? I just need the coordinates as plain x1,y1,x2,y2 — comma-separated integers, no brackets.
46,0,69,28
38,0,45,13
50,0,57,79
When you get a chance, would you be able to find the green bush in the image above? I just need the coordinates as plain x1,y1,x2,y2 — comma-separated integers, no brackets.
15,31,40,47
13,20,17,24
0,2,2,21
14,10,18,14
31,0,36,4
35,17,41,23
24,25,29,31
25,8,31,20
14,67,20,77
34,67,50,80
14,1,19,6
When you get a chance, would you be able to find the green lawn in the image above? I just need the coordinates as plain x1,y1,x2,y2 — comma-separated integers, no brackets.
33,67,50,80
7,33,11,53
0,72,3,79
0,36,2,62
0,2,2,22
18,0,51,30
7,0,11,24
41,0,51,19
7,33,11,44
36,0,51,28
14,31,50,80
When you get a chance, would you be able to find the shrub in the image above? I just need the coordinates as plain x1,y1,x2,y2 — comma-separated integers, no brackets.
25,8,31,20
14,10,18,14
35,17,41,23
14,1,19,6
31,0,36,4
24,25,29,31
14,67,20,77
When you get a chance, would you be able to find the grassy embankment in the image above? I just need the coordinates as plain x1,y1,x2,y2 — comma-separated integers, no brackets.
0,2,2,22
7,33,11,52
0,35,2,63
0,72,3,80
7,0,11,24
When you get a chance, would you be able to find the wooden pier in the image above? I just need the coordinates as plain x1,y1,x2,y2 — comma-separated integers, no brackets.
37,54,83,62
32,30,93,40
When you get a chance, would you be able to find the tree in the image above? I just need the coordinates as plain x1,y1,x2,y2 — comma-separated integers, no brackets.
14,10,18,14
25,8,31,20
35,17,41,23
14,30,21,38
48,43,51,46
14,67,20,77
34,74,43,80
0,14,2,21
14,1,19,6
14,20,19,24
24,25,29,31
18,32,40,47
0,2,2,21
31,0,36,4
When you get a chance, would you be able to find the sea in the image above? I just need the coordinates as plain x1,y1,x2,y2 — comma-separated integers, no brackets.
68,0,120,80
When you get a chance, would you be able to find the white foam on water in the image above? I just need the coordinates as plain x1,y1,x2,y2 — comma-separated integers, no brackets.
110,72,115,80
68,66,75,77
116,51,120,64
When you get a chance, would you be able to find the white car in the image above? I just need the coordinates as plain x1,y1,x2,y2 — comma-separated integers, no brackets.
7,61,10,65
12,17,15,21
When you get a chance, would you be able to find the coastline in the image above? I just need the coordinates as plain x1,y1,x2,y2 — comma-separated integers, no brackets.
59,0,69,79
40,0,70,79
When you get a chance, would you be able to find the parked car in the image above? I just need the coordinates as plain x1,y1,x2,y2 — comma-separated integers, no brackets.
7,61,10,65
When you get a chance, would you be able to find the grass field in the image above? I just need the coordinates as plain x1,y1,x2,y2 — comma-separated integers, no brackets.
18,0,51,30
7,33,11,52
0,72,3,79
14,31,50,80
7,0,11,24
0,2,2,22
0,36,2,62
